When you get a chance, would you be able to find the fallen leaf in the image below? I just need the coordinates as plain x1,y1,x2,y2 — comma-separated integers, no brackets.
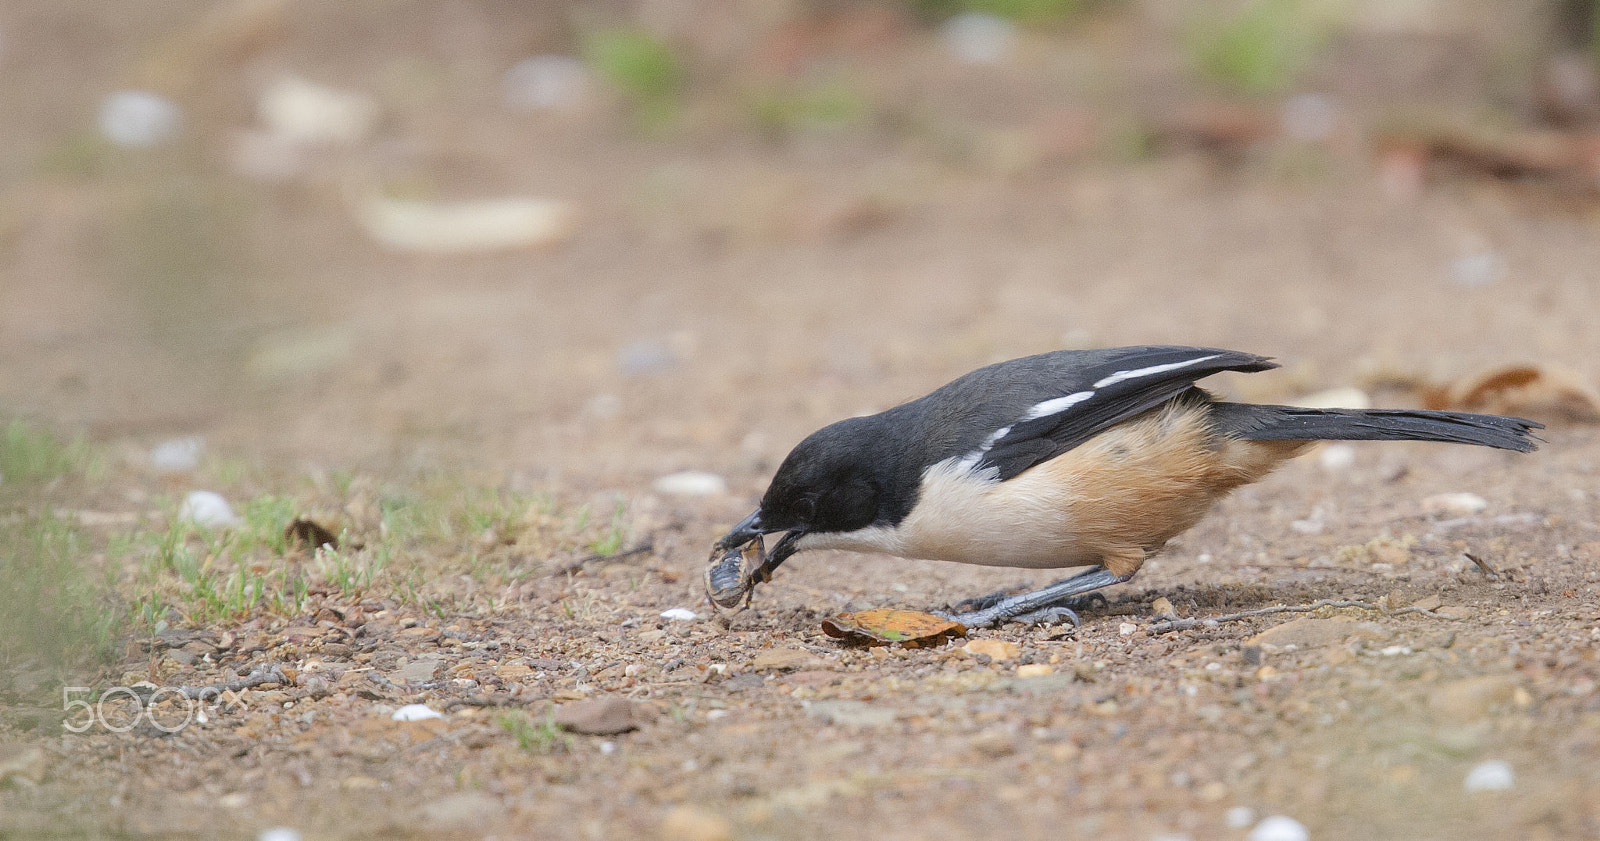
820,609,965,648
1425,363,1600,424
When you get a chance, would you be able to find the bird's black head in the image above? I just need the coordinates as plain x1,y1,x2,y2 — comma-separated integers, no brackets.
715,415,890,560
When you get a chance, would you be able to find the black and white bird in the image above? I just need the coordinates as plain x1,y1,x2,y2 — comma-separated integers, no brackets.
713,346,1541,627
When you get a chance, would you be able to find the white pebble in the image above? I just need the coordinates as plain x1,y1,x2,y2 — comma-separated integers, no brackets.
1248,815,1309,841
1225,807,1256,829
503,55,589,110
1423,492,1488,517
1379,646,1412,657
259,76,377,146
99,90,182,148
1290,518,1324,535
354,194,574,254
1118,622,1138,636
941,12,1015,66
149,437,203,473
1318,444,1356,472
652,471,728,497
1452,252,1504,287
1280,94,1337,143
391,704,444,722
660,608,698,621
258,829,302,841
599,741,617,755
179,490,240,528
1463,759,1515,792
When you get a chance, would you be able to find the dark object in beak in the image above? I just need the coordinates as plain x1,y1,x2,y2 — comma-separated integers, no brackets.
715,510,765,550
765,530,803,578
705,539,765,609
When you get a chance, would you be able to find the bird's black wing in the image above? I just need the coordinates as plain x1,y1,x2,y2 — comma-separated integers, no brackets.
910,346,1277,482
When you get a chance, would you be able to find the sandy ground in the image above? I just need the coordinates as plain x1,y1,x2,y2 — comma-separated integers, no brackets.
3,2,1600,839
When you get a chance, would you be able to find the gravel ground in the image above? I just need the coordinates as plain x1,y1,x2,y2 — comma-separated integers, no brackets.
2,2,1599,839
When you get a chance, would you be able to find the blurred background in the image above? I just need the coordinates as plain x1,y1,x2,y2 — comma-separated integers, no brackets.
3,0,1600,487
6,4,1600,837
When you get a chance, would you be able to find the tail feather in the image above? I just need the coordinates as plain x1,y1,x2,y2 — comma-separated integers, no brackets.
1211,403,1543,453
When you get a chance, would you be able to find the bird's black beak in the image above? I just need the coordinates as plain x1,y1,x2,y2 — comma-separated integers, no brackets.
715,510,767,550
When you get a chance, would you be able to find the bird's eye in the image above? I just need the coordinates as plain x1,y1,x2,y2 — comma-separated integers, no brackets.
794,497,817,522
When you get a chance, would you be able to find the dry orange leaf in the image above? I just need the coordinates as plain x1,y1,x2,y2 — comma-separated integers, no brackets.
820,609,966,648
1426,363,1600,424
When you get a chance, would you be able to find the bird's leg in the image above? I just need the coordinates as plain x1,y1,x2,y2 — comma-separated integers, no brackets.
953,587,1111,616
940,566,1135,628
951,586,1031,613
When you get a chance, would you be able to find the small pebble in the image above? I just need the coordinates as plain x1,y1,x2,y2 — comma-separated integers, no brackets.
1318,444,1356,472
1118,622,1138,636
554,697,637,735
652,471,728,497
1451,252,1504,287
258,828,301,841
1248,815,1309,841
1225,807,1256,829
391,704,444,722
1463,759,1515,792
660,608,699,621
1280,93,1337,143
180,490,241,528
941,12,1015,65
149,437,203,473
99,90,182,147
258,76,377,146
600,741,617,755
618,341,675,376
503,55,589,110
1423,492,1488,517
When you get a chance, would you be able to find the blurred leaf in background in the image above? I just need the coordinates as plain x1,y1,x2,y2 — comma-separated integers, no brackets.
1188,0,1338,95
913,0,1085,25
582,28,685,131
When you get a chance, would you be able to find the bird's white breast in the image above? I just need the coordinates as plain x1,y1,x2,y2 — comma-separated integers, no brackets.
795,456,1100,569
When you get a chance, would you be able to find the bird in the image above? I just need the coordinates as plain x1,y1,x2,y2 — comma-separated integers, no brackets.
712,346,1541,627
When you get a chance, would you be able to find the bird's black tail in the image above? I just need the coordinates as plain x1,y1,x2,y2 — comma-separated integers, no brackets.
1211,403,1543,453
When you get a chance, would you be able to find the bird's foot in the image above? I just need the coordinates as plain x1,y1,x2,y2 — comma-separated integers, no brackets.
949,587,1026,614
937,567,1131,628
940,600,1087,629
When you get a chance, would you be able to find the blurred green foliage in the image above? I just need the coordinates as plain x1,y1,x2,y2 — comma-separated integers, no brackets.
0,422,120,683
913,0,1085,24
748,77,869,139
1188,0,1331,94
582,28,685,130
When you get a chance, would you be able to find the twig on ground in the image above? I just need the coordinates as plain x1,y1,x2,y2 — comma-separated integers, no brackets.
444,693,523,711
1464,551,1498,577
174,665,289,700
1148,598,1465,635
548,540,655,576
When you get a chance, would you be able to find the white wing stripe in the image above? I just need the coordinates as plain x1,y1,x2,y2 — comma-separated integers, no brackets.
1093,354,1220,389
1022,390,1096,421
